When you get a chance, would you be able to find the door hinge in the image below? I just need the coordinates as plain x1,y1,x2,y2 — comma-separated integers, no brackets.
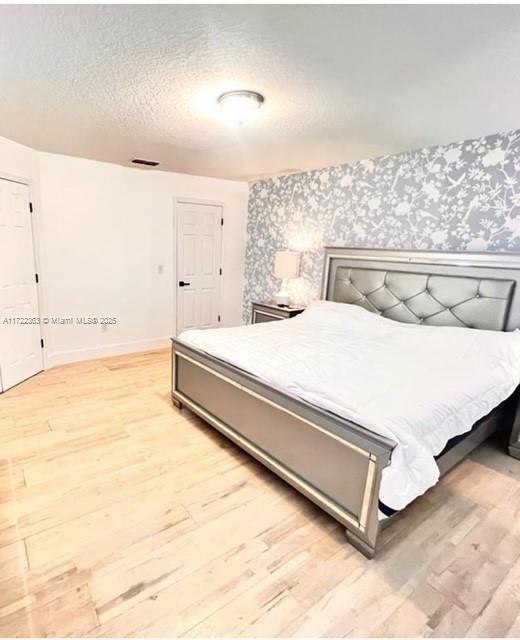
221,218,224,226
40,338,44,349
219,267,222,276
29,202,33,213
218,315,221,323
35,273,39,284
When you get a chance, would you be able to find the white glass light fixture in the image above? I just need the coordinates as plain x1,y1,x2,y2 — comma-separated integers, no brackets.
273,251,301,307
217,90,264,126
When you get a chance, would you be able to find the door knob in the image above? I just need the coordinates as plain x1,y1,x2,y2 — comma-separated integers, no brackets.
178,281,191,287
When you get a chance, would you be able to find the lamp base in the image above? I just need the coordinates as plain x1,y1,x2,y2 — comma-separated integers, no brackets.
273,291,290,307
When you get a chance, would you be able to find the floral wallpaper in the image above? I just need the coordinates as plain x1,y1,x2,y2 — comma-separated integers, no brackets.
243,129,520,319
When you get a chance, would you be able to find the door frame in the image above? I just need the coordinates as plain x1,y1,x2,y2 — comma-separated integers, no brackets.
173,197,224,337
0,171,46,390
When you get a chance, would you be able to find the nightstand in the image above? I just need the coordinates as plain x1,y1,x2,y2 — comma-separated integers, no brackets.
251,301,306,324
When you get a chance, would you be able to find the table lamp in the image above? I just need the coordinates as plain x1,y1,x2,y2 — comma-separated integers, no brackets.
273,251,301,307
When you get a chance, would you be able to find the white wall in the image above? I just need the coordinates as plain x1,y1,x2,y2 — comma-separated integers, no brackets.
0,135,248,368
38,153,248,367
0,136,39,185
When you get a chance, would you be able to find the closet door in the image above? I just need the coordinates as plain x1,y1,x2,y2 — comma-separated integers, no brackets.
0,179,43,391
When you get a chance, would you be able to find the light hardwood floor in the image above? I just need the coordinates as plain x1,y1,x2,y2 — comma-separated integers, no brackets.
0,348,519,637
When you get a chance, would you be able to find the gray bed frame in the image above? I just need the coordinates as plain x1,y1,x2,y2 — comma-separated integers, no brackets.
171,248,520,558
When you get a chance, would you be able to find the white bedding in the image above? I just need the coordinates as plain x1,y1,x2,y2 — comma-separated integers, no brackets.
179,301,520,513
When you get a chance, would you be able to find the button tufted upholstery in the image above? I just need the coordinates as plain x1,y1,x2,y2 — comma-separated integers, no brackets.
332,267,514,330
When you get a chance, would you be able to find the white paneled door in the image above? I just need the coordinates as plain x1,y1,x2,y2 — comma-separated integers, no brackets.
176,201,223,334
0,179,43,391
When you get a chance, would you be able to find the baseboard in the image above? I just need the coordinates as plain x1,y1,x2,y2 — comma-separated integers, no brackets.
45,337,170,368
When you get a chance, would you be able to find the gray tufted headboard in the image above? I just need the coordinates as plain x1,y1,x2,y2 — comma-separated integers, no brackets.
322,248,520,331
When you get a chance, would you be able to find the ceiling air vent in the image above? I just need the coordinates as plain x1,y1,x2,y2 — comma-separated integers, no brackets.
131,158,160,167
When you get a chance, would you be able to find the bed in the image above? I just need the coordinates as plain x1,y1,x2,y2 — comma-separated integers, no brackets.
171,247,520,558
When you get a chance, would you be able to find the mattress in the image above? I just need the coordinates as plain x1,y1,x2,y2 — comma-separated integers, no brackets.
178,301,520,515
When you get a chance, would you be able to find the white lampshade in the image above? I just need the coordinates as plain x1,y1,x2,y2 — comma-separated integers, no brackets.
274,251,301,280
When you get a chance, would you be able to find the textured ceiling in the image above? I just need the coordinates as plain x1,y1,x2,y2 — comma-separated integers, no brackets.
1,5,520,181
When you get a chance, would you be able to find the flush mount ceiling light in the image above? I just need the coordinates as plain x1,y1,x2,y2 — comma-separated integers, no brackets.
217,90,264,126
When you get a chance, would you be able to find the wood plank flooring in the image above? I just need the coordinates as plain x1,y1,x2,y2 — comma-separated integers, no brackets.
0,348,519,637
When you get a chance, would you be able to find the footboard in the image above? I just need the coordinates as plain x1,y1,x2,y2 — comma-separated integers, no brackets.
171,339,395,557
